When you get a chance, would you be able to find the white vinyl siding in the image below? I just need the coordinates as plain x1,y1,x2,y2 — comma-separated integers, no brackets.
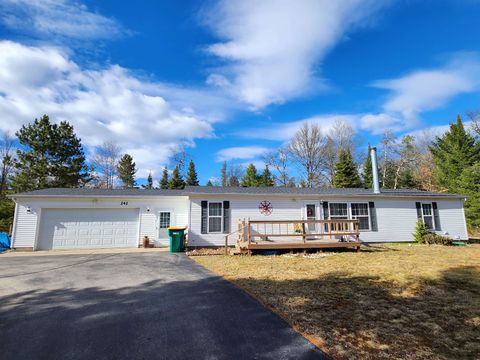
11,204,38,248
11,196,189,249
10,194,468,250
188,197,468,246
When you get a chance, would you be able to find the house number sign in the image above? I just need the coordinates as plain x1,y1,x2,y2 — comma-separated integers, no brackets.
120,201,129,206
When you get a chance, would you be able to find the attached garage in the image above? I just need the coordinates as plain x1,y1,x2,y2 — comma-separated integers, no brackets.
37,208,140,250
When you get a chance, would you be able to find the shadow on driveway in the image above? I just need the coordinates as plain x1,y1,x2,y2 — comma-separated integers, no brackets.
0,253,328,360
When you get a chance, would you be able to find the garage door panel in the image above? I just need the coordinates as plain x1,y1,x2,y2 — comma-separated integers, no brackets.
38,209,139,250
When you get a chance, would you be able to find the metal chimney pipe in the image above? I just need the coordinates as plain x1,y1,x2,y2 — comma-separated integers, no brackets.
370,146,381,194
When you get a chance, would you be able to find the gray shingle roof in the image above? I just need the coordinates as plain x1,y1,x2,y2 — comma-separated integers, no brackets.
10,188,185,197
183,186,464,198
9,186,464,198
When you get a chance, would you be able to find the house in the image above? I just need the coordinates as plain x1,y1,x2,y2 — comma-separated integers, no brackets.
8,185,468,251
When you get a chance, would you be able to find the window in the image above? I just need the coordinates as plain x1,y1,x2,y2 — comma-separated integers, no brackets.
351,203,370,231
208,202,223,233
159,212,171,229
326,202,372,232
329,203,348,219
329,203,348,232
421,203,434,230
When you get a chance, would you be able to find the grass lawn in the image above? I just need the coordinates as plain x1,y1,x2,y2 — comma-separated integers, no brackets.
191,244,480,360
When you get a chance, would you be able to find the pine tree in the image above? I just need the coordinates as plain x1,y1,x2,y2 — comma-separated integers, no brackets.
259,165,275,187
206,180,213,186
186,160,199,186
169,165,185,189
159,166,169,189
430,115,480,190
413,219,429,243
221,161,228,186
332,149,361,188
117,154,136,188
241,163,259,187
363,150,373,189
457,163,480,230
12,115,90,192
143,171,153,189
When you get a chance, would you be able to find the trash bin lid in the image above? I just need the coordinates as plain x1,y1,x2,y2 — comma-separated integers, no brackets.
168,226,187,231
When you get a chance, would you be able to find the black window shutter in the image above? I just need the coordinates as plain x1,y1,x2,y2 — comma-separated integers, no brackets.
322,201,329,220
322,201,329,232
223,201,230,234
432,202,441,231
368,202,378,232
201,201,208,234
415,202,422,219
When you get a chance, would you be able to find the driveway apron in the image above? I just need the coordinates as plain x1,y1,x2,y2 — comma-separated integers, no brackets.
0,252,328,359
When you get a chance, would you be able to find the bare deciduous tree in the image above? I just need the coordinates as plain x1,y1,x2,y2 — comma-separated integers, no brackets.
392,135,418,189
467,110,480,137
0,131,14,197
170,143,189,176
322,120,359,186
227,163,243,186
288,122,327,187
263,146,291,187
91,141,121,189
413,129,446,192
331,119,358,154
379,129,397,188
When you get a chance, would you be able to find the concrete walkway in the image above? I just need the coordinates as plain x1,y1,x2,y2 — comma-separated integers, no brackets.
0,252,328,360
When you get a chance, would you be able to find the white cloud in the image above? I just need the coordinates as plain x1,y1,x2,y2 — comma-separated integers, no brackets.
0,40,218,178
0,0,127,40
237,114,358,141
359,113,403,134
216,146,270,162
367,54,480,130
202,0,390,109
240,160,266,170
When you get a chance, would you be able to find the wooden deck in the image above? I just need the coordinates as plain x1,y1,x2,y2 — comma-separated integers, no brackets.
225,219,362,255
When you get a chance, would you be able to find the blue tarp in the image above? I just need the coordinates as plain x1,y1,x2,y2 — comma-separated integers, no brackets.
0,232,10,253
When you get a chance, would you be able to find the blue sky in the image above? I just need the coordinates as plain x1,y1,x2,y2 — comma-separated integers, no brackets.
0,0,479,185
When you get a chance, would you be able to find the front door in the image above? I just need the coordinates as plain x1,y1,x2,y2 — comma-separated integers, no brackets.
304,202,319,234
158,211,172,243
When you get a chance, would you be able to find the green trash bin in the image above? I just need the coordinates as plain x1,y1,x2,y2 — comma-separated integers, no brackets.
168,227,186,252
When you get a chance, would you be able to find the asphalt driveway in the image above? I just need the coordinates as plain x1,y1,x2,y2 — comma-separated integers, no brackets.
0,252,328,360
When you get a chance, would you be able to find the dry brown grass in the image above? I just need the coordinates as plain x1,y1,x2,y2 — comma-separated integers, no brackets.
191,244,480,360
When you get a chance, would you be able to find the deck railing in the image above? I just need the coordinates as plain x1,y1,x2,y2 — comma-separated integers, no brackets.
224,218,361,254
242,218,360,244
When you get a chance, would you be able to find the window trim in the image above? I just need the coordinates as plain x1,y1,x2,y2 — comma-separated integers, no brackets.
207,201,223,233
326,201,371,232
350,202,370,231
328,202,349,220
421,202,435,231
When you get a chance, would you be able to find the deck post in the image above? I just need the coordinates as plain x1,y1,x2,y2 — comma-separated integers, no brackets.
248,218,251,245
301,221,306,243
224,235,228,255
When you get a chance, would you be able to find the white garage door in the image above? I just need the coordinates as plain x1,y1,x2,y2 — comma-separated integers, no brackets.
37,208,139,250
